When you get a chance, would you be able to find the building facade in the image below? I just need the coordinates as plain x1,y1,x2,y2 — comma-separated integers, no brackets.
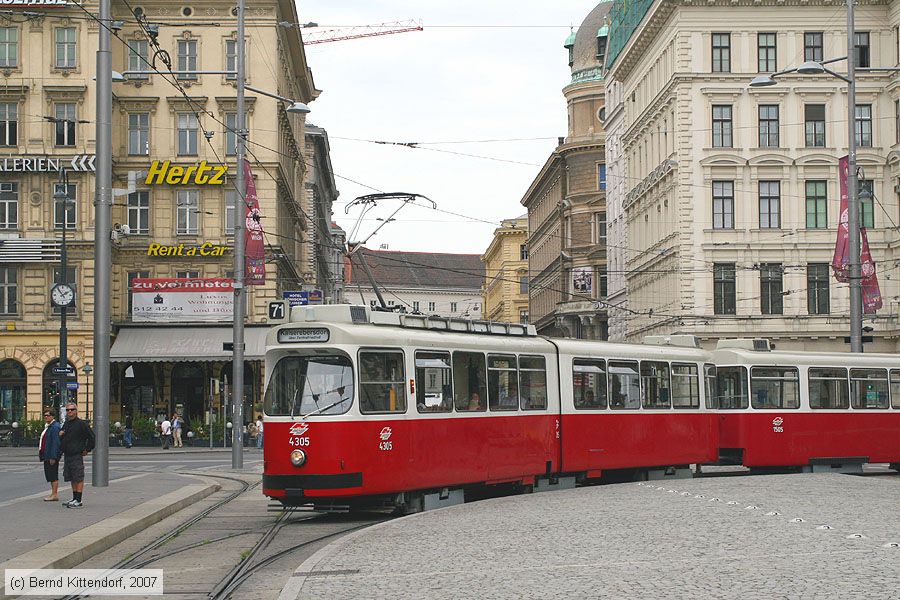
346,248,483,318
604,0,900,351
0,0,318,427
481,215,529,324
303,124,343,304
522,1,610,339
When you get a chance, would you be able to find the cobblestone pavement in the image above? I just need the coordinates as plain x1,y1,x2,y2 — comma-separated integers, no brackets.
284,474,900,600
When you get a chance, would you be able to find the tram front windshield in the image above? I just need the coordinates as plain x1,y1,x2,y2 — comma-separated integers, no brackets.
265,355,354,417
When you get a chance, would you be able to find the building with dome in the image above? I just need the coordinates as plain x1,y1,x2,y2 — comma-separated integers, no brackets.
521,1,611,339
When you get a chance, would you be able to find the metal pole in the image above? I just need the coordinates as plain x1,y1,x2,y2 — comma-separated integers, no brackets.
231,0,246,468
57,170,68,418
93,0,113,485
847,0,863,352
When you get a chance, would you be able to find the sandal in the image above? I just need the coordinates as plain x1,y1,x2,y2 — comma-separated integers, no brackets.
43,497,59,502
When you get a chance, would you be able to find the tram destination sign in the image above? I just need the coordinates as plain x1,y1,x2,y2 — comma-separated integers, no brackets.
0,155,96,173
277,328,329,343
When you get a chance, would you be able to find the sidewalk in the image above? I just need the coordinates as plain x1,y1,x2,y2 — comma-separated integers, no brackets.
0,445,251,458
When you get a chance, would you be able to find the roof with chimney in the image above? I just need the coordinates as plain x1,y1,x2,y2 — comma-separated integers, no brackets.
346,248,484,290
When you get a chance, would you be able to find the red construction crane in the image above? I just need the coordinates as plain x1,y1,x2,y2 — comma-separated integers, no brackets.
297,19,423,45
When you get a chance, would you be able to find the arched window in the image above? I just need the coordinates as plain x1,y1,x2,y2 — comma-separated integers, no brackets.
42,359,77,409
0,359,26,423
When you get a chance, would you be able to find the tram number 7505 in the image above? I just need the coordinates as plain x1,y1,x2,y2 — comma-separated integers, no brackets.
289,436,310,447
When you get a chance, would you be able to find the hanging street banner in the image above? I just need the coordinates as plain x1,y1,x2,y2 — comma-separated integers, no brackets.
131,277,233,322
244,160,266,285
831,155,850,283
860,229,883,313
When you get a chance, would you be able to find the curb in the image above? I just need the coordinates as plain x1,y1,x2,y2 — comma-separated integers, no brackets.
0,482,220,598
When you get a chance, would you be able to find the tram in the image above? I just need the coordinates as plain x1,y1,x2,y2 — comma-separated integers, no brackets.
261,305,718,511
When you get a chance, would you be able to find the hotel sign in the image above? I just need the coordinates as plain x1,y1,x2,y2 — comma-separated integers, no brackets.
0,155,96,173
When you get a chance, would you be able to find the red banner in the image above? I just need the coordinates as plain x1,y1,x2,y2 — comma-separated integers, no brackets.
831,155,850,282
860,228,883,313
243,159,266,285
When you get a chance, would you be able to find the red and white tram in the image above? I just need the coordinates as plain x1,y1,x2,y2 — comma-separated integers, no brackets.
710,339,900,471
262,305,718,510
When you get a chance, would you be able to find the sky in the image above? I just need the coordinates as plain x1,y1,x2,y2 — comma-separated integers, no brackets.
299,0,602,255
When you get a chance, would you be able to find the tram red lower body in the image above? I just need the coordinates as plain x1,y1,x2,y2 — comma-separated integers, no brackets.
718,412,900,467
560,413,718,472
263,416,559,499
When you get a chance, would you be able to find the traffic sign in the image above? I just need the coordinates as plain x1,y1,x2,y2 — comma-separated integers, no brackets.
66,382,79,390
52,366,74,375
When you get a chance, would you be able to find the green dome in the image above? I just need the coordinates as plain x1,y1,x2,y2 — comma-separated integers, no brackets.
564,30,577,48
597,24,608,38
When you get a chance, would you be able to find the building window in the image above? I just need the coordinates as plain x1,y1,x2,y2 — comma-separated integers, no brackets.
53,183,76,230
428,301,435,312
0,182,17,229
599,267,608,297
0,103,17,146
177,113,199,155
127,270,150,315
55,27,76,68
128,112,149,155
0,267,16,315
519,309,529,324
758,104,779,148
225,112,237,155
855,104,873,147
804,104,826,147
758,181,780,229
712,105,732,148
52,267,76,315
412,301,420,312
714,263,736,315
225,38,237,79
55,103,76,147
854,32,870,68
176,39,198,79
757,32,776,72
176,189,199,234
858,179,875,228
896,100,900,145
127,191,149,235
450,302,457,313
712,181,734,229
597,163,606,190
176,270,200,279
805,180,827,229
519,276,529,294
760,263,783,315
807,263,830,315
804,32,823,62
225,189,237,234
0,27,18,68
595,212,607,245
519,244,528,260
127,39,149,78
711,33,730,72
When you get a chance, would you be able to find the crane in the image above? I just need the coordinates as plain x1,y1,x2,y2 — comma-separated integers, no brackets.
279,19,423,45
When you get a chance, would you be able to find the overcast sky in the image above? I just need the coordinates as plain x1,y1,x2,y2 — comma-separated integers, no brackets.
299,0,601,255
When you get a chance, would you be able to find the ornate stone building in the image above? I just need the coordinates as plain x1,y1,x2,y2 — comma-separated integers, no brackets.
482,215,529,324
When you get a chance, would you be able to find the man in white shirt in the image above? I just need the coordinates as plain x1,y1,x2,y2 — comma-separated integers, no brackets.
160,418,172,450
255,415,263,449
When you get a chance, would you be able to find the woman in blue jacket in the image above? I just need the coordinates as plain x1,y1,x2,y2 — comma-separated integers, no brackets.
38,409,62,501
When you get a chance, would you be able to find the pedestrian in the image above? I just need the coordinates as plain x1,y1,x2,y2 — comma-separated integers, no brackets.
172,413,183,448
160,416,172,450
255,414,263,449
58,402,95,508
39,408,62,501
123,413,133,448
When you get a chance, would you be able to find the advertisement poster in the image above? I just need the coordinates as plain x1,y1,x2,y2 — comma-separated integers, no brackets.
131,278,233,322
572,267,593,295
244,160,266,285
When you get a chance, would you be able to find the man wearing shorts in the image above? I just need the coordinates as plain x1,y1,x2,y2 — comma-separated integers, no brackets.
59,402,95,508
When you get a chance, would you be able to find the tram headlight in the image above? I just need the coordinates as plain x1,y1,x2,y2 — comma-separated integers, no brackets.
290,449,307,467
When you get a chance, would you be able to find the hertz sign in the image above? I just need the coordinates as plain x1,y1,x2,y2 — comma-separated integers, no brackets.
145,160,228,185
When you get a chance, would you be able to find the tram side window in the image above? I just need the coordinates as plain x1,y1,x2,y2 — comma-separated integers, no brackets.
359,350,407,414
716,366,749,409
750,367,800,409
573,358,608,409
892,370,900,409
488,354,519,411
672,363,700,409
808,367,849,409
415,351,453,413
849,368,889,409
519,355,547,410
453,351,487,412
704,364,717,409
609,360,641,409
641,361,671,408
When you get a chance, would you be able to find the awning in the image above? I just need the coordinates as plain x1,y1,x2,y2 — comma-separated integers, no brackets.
110,326,269,362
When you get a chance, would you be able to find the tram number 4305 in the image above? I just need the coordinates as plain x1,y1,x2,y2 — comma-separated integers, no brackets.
289,436,310,447
379,441,393,451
